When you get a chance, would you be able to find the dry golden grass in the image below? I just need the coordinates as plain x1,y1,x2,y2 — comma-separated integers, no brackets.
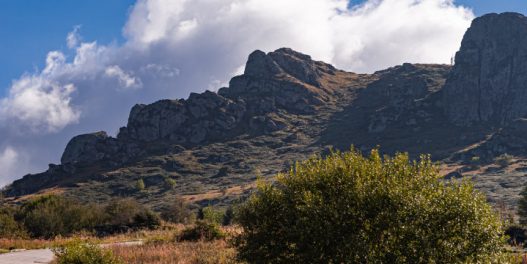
0,238,54,250
111,240,238,264
181,184,255,204
0,226,183,251
4,187,66,204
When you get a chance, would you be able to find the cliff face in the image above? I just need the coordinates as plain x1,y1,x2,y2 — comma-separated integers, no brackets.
117,48,341,146
6,13,527,210
58,48,349,169
444,13,527,126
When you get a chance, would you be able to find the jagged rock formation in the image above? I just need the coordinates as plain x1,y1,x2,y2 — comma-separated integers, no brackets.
6,13,527,210
118,92,246,144
57,48,345,169
444,12,527,126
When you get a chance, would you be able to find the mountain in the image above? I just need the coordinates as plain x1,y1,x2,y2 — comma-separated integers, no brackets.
5,12,527,211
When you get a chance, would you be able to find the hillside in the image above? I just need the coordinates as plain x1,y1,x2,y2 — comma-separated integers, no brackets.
5,12,527,211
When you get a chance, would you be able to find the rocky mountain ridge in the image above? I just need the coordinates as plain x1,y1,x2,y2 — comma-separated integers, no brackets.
5,12,527,210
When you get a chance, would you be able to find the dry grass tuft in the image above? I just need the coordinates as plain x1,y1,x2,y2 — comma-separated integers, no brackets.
111,240,237,264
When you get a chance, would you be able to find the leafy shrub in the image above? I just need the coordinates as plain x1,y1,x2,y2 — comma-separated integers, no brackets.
53,240,122,264
103,199,142,227
236,149,505,263
199,206,224,225
160,197,194,224
132,209,161,229
164,177,177,190
178,221,225,242
17,195,100,238
97,198,160,234
0,206,27,238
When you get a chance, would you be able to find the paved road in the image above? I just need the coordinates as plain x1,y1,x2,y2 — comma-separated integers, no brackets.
0,249,54,264
0,240,144,264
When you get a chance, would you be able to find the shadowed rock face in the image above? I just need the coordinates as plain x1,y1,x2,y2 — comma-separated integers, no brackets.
444,12,527,126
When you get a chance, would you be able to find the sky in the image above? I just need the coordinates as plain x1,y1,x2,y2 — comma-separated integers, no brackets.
0,0,525,186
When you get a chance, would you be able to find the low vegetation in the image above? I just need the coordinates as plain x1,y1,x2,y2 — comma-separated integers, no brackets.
178,221,225,242
110,240,236,264
53,240,122,264
2,149,527,263
495,153,514,167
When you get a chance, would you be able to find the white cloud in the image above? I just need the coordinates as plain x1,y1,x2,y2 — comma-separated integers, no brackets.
0,75,79,132
0,0,475,186
66,25,82,49
0,147,21,186
105,65,142,89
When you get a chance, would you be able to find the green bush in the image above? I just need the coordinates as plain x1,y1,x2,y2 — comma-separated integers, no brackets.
53,240,122,264
199,206,224,225
178,220,225,242
132,209,161,229
160,197,195,224
0,206,27,238
164,177,177,190
236,149,505,264
103,199,142,227
96,198,161,234
17,195,100,238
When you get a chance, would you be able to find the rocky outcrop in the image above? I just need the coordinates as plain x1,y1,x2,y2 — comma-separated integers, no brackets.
219,48,338,115
61,131,143,167
118,92,246,144
59,48,340,168
61,131,115,165
444,12,527,126
119,48,339,145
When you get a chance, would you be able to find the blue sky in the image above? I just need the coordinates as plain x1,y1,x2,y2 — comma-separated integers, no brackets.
0,0,525,95
0,1,136,96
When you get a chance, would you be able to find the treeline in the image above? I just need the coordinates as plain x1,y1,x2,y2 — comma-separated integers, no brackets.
0,195,232,239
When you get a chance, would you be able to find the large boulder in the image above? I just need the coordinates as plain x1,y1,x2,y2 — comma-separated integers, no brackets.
61,131,118,165
443,13,527,126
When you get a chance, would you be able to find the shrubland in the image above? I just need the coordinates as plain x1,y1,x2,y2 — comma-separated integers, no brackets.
1,149,526,263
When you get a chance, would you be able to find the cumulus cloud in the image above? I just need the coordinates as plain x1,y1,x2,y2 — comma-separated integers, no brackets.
0,75,79,132
105,65,142,89
0,0,475,186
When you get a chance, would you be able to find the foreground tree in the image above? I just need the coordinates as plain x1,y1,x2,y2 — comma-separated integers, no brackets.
236,149,505,263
